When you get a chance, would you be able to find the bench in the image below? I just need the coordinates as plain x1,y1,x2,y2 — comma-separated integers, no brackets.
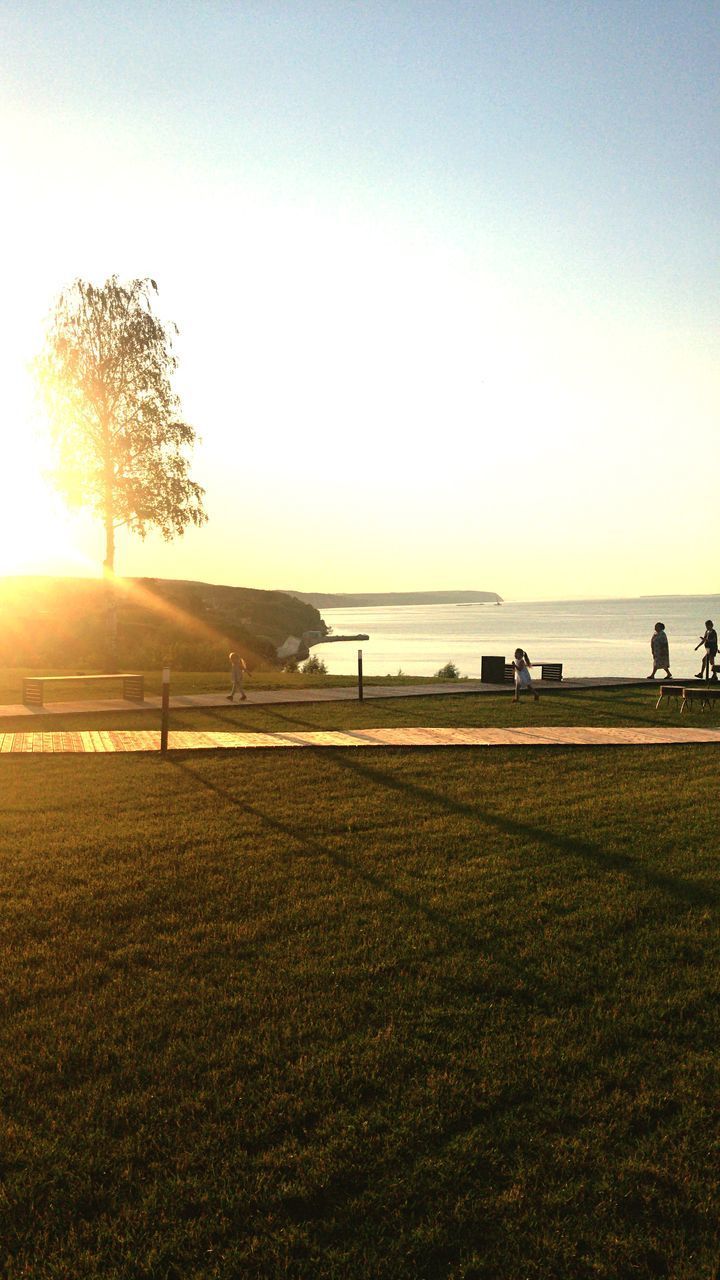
682,685,720,713
503,663,563,683
655,684,685,710
22,674,145,707
540,662,563,681
656,683,720,713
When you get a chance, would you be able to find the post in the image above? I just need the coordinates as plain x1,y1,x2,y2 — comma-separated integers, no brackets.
160,667,170,754
358,648,364,702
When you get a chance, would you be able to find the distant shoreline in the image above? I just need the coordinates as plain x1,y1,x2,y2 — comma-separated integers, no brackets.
285,590,503,608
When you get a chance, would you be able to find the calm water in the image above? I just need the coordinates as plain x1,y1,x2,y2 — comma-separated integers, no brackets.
318,596,720,679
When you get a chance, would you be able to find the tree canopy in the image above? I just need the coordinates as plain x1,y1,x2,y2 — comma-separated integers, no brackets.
36,276,207,576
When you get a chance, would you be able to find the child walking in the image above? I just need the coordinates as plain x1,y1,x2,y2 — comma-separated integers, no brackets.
227,652,249,702
512,648,539,703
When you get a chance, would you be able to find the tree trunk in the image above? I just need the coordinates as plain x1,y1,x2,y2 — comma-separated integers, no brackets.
103,483,118,673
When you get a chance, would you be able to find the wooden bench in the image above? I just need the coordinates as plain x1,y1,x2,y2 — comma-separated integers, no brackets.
504,662,563,683
681,685,720,713
22,674,145,707
540,662,563,681
655,684,685,710
656,683,720,713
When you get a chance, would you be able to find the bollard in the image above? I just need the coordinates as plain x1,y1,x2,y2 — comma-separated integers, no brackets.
160,667,170,754
358,648,364,702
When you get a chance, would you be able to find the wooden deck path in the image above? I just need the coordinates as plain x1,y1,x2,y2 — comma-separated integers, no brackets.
2,725,719,754
0,676,649,720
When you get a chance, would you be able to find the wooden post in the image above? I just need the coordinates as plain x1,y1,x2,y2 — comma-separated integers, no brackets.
358,648,364,702
160,667,170,754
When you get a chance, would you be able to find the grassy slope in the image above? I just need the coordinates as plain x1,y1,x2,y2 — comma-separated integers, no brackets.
0,576,330,672
1,739,719,1278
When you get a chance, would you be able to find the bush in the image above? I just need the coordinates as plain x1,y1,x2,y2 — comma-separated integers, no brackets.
301,654,327,675
436,661,460,680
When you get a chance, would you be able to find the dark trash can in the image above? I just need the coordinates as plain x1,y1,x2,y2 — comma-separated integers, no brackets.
481,655,506,683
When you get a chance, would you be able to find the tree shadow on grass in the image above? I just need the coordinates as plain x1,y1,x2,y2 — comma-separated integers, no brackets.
215,690,668,734
170,758,566,1012
317,747,717,910
174,717,716,914
170,744,716,1024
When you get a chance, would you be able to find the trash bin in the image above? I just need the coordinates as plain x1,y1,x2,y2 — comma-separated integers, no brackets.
481,655,506,683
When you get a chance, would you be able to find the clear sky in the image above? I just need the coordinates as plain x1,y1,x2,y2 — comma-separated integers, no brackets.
1,0,718,600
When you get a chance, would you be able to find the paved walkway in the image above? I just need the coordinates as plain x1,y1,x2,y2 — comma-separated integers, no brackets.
0,676,648,719
2,726,719,754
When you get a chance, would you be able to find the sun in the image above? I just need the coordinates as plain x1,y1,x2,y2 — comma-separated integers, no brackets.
0,491,91,578
1,305,95,577
0,437,93,579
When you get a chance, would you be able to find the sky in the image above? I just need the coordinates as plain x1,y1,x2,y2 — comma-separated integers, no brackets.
1,0,718,600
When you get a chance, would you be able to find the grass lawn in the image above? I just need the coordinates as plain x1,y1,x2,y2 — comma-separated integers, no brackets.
1,739,719,1278
0,679,692,738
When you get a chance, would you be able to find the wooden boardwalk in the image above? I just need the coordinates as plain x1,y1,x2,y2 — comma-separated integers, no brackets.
2,725,719,754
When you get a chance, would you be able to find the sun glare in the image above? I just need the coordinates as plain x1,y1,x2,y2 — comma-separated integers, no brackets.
0,460,92,579
0,502,90,578
0,336,95,577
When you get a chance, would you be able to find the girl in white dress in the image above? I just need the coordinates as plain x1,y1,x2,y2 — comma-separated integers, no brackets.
513,648,539,703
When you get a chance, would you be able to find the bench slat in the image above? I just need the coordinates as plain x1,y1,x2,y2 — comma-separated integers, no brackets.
540,662,563,681
27,674,143,683
504,663,563,682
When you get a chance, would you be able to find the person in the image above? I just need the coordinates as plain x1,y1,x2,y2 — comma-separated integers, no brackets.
647,622,671,680
695,620,718,681
227,651,249,701
512,647,539,703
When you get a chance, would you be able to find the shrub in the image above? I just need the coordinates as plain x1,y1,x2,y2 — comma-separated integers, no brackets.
436,661,460,680
301,654,327,675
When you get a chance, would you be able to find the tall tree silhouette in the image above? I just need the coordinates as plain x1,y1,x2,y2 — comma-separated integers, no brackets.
37,277,207,666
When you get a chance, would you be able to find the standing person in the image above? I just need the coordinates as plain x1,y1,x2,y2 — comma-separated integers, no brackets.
647,622,671,680
227,651,249,701
695,621,718,681
512,647,539,703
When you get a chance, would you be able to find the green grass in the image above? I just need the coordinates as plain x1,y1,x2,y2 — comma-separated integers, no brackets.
1,742,719,1278
0,681,699,737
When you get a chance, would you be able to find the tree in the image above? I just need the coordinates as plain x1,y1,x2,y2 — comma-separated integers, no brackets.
36,276,207,665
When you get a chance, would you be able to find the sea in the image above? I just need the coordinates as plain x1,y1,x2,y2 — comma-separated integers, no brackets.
318,596,720,680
